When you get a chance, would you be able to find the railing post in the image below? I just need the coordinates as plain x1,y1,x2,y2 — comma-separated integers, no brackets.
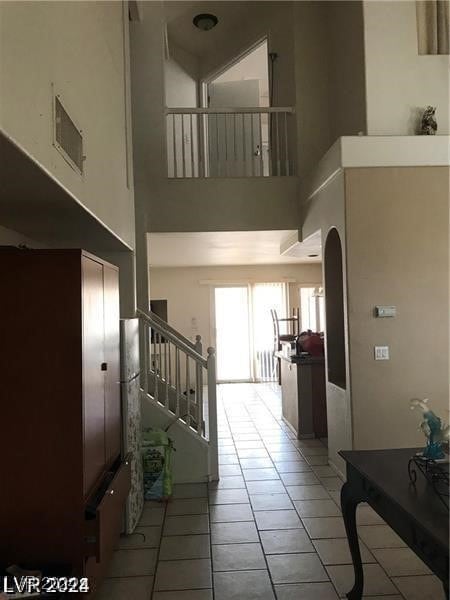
207,347,219,482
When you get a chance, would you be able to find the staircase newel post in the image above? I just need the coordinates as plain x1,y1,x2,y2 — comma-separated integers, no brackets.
207,347,219,482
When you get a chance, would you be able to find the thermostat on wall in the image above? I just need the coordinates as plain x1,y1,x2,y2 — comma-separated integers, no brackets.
375,306,396,318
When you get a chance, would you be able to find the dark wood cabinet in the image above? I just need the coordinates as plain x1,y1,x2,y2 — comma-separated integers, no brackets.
0,248,129,595
279,354,328,439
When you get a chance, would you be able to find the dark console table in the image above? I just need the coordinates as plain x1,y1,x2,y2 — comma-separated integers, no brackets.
340,448,449,599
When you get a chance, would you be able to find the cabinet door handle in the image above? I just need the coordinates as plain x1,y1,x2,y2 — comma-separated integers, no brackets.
101,362,108,371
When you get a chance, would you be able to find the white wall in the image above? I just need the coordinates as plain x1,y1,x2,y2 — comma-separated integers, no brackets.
363,0,450,135
0,1,135,248
165,57,198,108
149,263,322,349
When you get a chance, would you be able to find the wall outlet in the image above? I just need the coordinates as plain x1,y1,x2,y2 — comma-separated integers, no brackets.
374,346,390,360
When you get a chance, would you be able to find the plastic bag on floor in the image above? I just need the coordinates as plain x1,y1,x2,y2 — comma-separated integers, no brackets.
141,428,174,501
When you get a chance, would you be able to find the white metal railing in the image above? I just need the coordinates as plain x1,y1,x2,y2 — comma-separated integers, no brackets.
137,308,218,480
166,106,295,179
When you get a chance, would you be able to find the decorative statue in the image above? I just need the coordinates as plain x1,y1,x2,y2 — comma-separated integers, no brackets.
420,106,437,135
410,398,450,460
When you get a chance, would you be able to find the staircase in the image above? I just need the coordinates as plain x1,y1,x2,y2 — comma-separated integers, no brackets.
137,309,219,482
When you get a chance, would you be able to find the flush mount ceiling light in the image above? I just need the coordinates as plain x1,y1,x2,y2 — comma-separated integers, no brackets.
193,13,218,31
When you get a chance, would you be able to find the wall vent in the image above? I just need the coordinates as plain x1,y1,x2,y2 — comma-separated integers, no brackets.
54,95,83,174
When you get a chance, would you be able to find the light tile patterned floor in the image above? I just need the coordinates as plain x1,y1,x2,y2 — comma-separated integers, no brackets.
98,383,446,600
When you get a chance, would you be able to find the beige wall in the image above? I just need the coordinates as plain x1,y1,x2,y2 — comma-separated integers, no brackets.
327,1,366,142
345,166,449,449
149,263,322,349
302,171,353,475
0,1,135,248
363,1,450,135
293,1,366,177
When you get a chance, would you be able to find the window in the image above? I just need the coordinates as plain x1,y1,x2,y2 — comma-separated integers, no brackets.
300,287,325,332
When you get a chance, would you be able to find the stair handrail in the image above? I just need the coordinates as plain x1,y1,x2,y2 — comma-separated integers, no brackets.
147,309,200,353
136,307,219,481
137,308,206,367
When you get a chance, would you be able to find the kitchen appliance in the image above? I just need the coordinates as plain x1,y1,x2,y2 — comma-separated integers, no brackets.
120,318,144,534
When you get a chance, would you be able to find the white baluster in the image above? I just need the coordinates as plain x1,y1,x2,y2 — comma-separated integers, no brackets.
164,336,169,408
153,329,159,402
141,321,149,395
258,112,263,177
216,113,220,177
195,335,203,435
284,112,289,176
172,113,176,178
186,355,191,427
242,113,247,177
175,347,180,417
276,112,280,176
250,113,255,177
233,113,237,177
181,115,186,178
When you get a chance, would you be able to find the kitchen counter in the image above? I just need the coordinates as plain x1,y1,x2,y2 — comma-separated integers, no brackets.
276,352,325,366
275,352,327,438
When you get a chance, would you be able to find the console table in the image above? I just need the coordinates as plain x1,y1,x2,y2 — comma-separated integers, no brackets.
340,448,449,600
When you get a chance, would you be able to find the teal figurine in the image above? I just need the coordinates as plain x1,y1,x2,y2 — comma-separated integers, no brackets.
410,399,450,461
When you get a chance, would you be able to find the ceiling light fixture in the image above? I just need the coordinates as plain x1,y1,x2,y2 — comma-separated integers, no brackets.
193,13,218,31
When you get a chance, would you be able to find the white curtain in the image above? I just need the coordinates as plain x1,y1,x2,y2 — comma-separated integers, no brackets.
417,0,450,55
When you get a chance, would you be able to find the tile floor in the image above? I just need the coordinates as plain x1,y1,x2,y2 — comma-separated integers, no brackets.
98,383,446,600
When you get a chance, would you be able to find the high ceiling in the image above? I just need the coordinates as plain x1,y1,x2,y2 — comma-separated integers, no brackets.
148,230,322,268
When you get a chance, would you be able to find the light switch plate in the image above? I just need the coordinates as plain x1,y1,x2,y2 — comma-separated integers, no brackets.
375,306,396,318
374,346,390,360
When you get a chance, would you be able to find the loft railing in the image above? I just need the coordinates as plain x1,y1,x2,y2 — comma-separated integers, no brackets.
137,308,218,481
166,106,295,179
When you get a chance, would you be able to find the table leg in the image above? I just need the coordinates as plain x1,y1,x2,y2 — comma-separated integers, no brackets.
341,482,364,600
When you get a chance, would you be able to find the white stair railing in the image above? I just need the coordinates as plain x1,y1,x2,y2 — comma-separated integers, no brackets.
166,106,295,179
137,308,218,481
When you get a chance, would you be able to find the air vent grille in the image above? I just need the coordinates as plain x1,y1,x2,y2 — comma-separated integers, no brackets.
54,96,83,174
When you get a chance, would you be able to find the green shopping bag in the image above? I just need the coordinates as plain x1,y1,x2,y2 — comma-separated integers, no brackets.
142,428,174,501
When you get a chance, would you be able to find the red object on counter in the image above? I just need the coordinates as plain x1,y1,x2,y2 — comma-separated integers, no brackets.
297,331,325,357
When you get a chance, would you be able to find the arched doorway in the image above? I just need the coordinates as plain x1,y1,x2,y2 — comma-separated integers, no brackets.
324,228,346,389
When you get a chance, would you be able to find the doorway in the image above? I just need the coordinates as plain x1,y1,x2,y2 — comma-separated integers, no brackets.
213,282,287,383
204,39,270,177
214,286,252,382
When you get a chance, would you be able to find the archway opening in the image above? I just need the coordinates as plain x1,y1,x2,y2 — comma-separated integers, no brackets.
324,228,346,389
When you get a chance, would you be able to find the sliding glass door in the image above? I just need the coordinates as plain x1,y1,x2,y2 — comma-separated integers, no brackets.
215,286,252,382
214,282,287,383
252,282,286,381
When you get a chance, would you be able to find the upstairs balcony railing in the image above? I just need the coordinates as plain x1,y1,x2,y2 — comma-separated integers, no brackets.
166,107,295,179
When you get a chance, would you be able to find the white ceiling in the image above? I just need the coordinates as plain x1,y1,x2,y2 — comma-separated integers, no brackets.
148,230,322,268
165,1,257,59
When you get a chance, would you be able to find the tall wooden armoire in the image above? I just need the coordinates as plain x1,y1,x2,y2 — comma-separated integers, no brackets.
0,248,130,594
